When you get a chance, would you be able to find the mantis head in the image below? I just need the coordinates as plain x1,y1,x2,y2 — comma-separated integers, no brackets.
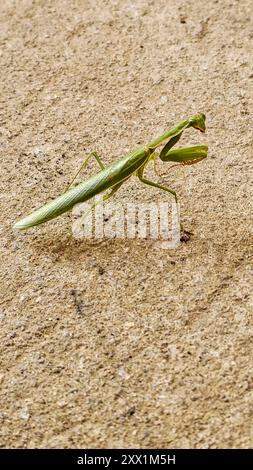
159,113,208,165
189,112,206,133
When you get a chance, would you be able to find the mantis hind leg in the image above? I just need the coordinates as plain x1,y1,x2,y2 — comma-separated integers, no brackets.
64,151,105,193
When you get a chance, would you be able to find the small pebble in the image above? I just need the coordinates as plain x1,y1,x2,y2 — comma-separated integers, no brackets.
33,147,46,158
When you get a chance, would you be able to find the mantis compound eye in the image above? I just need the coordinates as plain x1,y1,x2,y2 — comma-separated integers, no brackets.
189,113,206,133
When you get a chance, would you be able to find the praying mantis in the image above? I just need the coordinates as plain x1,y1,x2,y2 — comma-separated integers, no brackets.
13,113,208,239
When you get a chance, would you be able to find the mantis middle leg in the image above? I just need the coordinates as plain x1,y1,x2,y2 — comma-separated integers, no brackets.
137,162,178,203
137,161,192,240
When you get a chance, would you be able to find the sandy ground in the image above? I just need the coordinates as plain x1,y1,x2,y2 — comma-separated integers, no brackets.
0,0,252,449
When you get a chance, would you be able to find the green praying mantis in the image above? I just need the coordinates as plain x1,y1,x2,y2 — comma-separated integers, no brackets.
14,113,208,239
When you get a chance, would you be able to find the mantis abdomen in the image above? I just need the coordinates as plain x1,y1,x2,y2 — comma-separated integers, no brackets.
14,147,149,229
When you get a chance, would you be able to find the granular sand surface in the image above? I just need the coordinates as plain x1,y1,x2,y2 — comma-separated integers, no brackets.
0,0,252,448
